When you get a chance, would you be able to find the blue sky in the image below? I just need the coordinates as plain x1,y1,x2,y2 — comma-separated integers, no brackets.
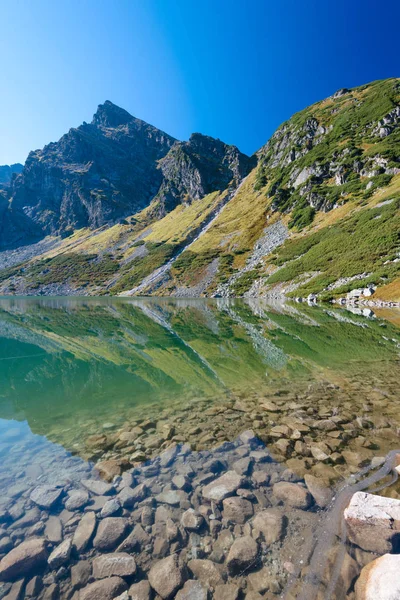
1,0,399,164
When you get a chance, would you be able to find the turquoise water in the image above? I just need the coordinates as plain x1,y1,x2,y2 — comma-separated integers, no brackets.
0,297,398,457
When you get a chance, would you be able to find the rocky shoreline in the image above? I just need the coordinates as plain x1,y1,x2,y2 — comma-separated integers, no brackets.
0,426,399,600
72,377,400,491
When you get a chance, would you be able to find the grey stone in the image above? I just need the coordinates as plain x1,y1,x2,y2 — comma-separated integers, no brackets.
100,498,121,518
252,509,285,545
0,538,47,581
155,490,181,506
304,474,333,508
129,580,151,600
117,523,150,553
222,497,253,524
226,536,259,575
25,576,43,597
153,537,170,558
175,580,208,600
148,554,185,598
188,559,223,587
232,457,253,476
80,577,128,600
44,517,63,544
355,553,400,600
93,517,128,551
30,486,63,509
202,471,244,502
3,579,25,600
159,445,179,468
71,560,91,589
181,509,204,531
92,552,136,579
214,584,240,600
273,482,312,509
118,483,147,507
344,492,400,553
9,508,40,530
65,490,89,511
41,583,59,600
248,567,274,593
172,475,190,490
0,538,12,554
48,537,72,569
81,479,114,496
72,511,97,553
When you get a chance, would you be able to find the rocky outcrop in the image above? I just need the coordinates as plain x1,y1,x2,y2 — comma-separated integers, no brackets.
150,133,255,217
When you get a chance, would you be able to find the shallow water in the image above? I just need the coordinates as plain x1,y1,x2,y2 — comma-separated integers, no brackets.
0,297,399,599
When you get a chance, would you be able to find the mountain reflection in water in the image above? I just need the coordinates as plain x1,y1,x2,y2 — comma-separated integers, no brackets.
0,297,398,461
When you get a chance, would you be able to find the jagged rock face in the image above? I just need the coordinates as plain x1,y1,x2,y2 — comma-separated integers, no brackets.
3,102,176,247
150,133,255,217
256,78,400,217
0,164,23,187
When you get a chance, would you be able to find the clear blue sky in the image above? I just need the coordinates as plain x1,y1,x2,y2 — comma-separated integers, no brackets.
1,0,399,164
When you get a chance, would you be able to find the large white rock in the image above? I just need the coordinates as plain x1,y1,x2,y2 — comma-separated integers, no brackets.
355,554,400,599
344,492,400,553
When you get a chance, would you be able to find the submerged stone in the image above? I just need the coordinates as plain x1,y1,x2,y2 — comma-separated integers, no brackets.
148,554,185,599
80,576,128,600
202,471,244,502
0,538,47,581
30,485,63,509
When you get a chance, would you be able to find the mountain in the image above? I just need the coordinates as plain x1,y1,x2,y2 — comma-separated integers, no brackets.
0,163,23,187
0,78,399,302
149,133,256,218
2,102,177,248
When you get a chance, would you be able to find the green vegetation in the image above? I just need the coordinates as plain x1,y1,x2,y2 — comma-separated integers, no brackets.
288,204,315,230
231,269,260,295
267,197,400,297
26,253,119,288
171,249,219,285
111,242,178,293
0,263,25,283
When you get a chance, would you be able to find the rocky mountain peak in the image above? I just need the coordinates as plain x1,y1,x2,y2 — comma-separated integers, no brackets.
148,132,255,217
92,100,135,128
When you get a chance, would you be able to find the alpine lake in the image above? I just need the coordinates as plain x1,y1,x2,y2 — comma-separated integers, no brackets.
0,297,399,600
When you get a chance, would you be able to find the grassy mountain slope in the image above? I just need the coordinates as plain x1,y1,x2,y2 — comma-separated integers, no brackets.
0,78,399,301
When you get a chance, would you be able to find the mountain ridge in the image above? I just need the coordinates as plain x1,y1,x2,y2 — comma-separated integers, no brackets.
0,78,399,303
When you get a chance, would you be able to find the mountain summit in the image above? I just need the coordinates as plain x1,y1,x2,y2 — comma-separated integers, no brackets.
0,78,399,302
0,102,253,250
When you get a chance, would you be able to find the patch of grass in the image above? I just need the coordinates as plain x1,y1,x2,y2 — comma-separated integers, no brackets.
267,197,400,296
112,242,178,293
27,253,119,288
231,269,260,295
171,249,220,285
289,205,315,230
0,263,25,283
